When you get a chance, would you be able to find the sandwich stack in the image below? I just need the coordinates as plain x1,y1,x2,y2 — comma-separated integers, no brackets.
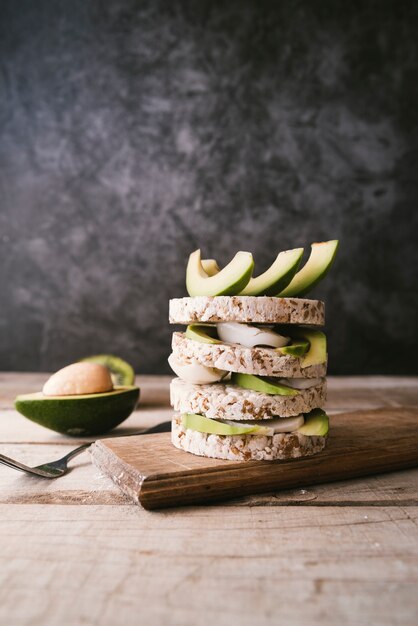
168,241,338,462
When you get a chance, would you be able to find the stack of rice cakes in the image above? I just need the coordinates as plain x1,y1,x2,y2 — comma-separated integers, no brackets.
168,294,329,461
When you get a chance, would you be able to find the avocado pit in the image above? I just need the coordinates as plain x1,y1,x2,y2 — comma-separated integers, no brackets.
43,362,113,396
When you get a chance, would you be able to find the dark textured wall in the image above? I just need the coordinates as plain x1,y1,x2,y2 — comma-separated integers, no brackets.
0,0,417,375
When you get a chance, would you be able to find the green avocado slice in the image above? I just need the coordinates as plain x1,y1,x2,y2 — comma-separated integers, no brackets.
201,259,221,276
238,248,303,296
278,240,339,297
185,324,222,344
231,372,299,396
282,328,327,367
181,413,260,436
297,409,329,436
186,249,254,297
182,411,328,437
277,339,310,357
15,386,140,436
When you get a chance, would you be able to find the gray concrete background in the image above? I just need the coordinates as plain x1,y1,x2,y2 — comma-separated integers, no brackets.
0,0,417,375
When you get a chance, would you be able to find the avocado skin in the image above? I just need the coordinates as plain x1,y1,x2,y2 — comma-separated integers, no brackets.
15,386,140,436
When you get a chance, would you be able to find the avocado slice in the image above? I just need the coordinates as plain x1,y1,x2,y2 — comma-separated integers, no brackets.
297,409,329,436
277,339,309,358
182,411,328,437
278,240,339,297
282,328,327,367
181,413,260,435
231,372,299,396
15,386,140,436
185,324,222,344
80,355,135,386
239,248,303,296
186,249,254,297
201,259,221,276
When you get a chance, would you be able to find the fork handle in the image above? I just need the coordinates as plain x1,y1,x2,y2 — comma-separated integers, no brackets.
62,442,91,462
0,454,40,475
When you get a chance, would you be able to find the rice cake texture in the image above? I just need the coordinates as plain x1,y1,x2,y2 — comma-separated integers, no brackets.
172,332,327,378
169,296,324,326
170,377,327,420
172,415,327,461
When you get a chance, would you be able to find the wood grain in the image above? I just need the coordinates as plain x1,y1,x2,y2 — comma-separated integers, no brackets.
1,441,417,506
1,504,417,626
1,375,418,626
90,407,418,509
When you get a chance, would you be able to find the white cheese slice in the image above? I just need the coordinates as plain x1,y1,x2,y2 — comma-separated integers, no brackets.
168,353,227,384
217,322,289,348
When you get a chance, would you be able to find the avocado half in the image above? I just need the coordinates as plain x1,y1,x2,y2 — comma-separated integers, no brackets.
15,386,140,436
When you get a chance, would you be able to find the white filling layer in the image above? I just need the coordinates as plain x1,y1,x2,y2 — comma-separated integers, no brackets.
168,353,228,384
217,322,289,348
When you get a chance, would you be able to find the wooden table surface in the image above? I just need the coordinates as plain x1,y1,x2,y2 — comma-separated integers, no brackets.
1,374,417,626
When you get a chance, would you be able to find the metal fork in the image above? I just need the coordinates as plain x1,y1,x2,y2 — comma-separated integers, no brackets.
0,421,171,479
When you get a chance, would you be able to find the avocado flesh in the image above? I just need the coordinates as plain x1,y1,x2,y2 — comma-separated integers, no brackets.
80,354,135,386
239,248,303,296
283,328,327,367
277,339,309,357
278,240,339,297
231,372,299,396
186,249,254,297
297,409,329,436
201,259,221,276
15,386,140,436
185,324,222,344
181,413,260,436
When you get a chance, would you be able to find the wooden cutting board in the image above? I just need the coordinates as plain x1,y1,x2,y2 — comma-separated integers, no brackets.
90,407,418,509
